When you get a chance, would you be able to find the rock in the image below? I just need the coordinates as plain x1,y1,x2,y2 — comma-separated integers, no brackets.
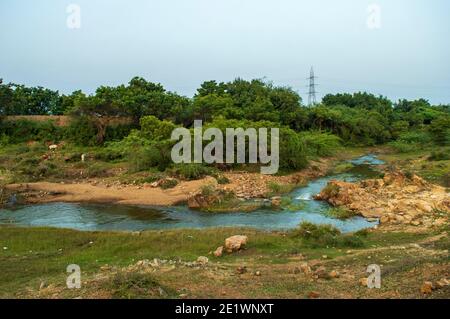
158,287,167,296
308,291,320,299
415,201,433,213
197,256,209,264
329,270,340,278
380,215,390,224
100,265,112,271
421,281,433,294
435,278,449,289
322,255,328,259
314,266,329,279
315,171,450,229
299,262,312,275
225,235,248,253
271,196,282,207
214,246,224,257
359,278,368,287
48,144,58,150
433,218,447,227
236,266,247,274
254,271,261,276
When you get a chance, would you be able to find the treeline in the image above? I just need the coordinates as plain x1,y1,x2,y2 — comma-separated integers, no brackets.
1,76,449,143
1,77,449,173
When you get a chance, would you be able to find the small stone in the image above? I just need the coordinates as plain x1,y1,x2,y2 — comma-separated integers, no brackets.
329,270,340,278
308,291,320,299
214,246,224,257
435,278,449,289
314,266,329,279
254,271,261,276
299,262,312,275
236,266,247,274
421,281,433,294
197,256,209,264
359,278,368,287
271,196,282,207
322,255,328,259
380,216,390,224
158,287,167,296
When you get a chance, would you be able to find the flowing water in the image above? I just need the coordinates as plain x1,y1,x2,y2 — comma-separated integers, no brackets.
0,155,384,233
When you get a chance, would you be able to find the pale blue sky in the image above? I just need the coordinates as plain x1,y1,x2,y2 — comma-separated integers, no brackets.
1,0,449,104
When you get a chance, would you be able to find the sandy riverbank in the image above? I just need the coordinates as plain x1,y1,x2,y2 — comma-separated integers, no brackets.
5,158,335,206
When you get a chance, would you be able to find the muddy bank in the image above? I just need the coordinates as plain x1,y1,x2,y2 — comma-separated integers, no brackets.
315,171,450,228
5,178,217,206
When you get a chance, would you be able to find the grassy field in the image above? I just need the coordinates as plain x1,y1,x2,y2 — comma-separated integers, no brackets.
0,224,448,299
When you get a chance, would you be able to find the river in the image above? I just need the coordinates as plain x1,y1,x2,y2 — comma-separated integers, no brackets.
0,155,384,233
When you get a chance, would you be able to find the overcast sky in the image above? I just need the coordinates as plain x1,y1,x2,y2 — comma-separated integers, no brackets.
1,0,449,104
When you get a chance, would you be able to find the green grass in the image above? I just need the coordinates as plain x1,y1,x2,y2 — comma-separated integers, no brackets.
0,224,447,298
266,181,301,196
325,207,358,220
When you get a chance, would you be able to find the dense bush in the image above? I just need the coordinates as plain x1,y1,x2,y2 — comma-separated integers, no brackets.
0,119,63,144
300,131,341,157
388,131,432,153
128,140,174,172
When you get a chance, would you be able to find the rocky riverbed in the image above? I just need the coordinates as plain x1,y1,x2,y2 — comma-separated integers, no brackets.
315,171,450,229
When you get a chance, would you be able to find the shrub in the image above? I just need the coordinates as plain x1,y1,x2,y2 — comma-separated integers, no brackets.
321,183,340,198
129,141,173,172
337,234,365,248
0,119,63,144
170,164,215,180
65,116,97,146
292,222,365,248
429,149,450,161
140,115,177,141
86,163,110,178
389,131,433,153
300,131,342,157
109,272,170,299
325,207,358,220
200,185,215,196
267,181,297,195
294,222,341,240
429,116,450,146
159,178,178,189
216,175,230,184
